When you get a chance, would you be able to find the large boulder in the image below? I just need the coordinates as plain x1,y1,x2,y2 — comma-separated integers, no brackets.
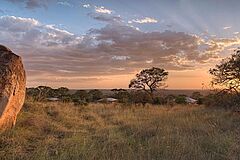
0,45,26,130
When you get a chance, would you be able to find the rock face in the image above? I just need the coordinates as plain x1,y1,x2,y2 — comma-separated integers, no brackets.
0,45,26,130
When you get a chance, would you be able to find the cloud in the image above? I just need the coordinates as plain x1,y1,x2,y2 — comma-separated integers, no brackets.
89,13,122,24
130,17,158,24
0,16,81,47
1,15,239,88
204,38,240,54
57,1,72,7
83,4,91,8
112,56,130,61
5,0,53,9
95,6,113,14
83,5,114,16
223,26,232,30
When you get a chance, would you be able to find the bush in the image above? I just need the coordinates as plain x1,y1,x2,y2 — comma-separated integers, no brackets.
72,90,89,102
203,91,240,110
130,91,153,105
191,92,203,104
60,95,72,103
164,95,176,106
88,89,103,102
113,90,130,103
153,97,167,105
175,95,187,104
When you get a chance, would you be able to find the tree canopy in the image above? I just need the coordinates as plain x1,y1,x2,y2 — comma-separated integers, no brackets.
210,49,240,94
129,67,168,96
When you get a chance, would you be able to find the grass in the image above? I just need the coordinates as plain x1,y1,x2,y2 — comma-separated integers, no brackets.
0,101,240,160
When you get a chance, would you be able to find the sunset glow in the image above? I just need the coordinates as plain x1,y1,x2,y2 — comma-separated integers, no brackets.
1,0,239,89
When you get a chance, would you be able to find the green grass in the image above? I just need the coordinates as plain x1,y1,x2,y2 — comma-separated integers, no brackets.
0,101,240,160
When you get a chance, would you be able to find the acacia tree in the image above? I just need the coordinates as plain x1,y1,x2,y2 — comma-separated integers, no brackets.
209,49,240,94
129,67,168,97
36,86,52,101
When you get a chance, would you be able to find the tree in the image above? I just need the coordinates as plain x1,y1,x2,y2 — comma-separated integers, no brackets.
191,91,203,104
26,87,40,100
72,90,89,101
112,89,130,103
88,89,103,102
129,67,168,97
37,86,53,101
56,87,69,97
209,49,240,94
175,95,187,104
130,90,153,105
48,87,69,98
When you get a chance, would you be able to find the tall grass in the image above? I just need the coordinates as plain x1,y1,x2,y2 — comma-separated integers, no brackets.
0,101,239,160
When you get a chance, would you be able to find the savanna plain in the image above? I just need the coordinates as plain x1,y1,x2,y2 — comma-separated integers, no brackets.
0,100,239,160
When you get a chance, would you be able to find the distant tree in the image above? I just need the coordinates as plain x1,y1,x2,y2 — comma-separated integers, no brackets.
191,92,202,99
88,89,103,102
210,49,240,95
26,87,39,100
60,95,72,103
130,91,153,105
56,87,69,97
165,94,176,106
191,91,203,104
111,88,127,92
36,86,53,101
129,67,168,97
48,87,69,98
73,90,89,101
175,95,187,104
112,89,130,103
153,96,167,105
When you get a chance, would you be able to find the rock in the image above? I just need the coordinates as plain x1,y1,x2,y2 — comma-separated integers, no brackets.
0,45,26,130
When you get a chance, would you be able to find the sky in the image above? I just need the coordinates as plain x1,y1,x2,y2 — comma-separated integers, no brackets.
0,0,240,89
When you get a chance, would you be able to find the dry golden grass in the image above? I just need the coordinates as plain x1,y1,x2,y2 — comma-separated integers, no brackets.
0,101,240,160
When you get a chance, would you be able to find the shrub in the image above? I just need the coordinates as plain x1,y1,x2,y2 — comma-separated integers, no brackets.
60,95,72,103
175,95,187,104
191,92,204,104
130,91,153,105
88,89,103,102
203,91,240,110
153,97,167,105
113,90,130,103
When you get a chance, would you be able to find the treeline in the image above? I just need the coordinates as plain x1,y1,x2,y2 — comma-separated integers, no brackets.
26,86,205,105
26,86,240,110
26,86,103,105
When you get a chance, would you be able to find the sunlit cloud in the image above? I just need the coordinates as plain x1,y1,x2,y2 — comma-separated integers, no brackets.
95,6,113,14
82,4,91,8
146,59,153,64
130,17,158,24
234,32,239,35
223,26,232,30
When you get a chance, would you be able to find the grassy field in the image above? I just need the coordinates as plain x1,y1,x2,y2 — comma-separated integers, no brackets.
0,101,240,160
